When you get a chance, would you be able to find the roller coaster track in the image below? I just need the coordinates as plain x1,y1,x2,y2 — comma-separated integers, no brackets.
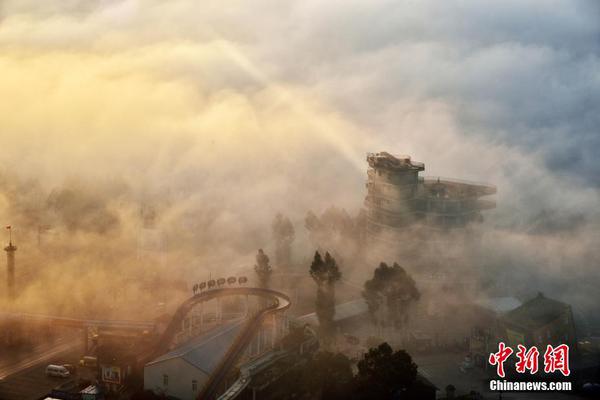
145,287,291,400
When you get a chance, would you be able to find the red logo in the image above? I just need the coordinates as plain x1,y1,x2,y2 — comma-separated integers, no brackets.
488,343,570,377
515,345,539,374
543,344,570,376
489,342,514,378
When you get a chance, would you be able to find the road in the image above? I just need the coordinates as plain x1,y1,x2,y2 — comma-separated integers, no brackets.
0,336,80,380
0,336,83,400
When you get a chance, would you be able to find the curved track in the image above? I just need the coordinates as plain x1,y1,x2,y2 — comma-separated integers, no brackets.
146,287,290,400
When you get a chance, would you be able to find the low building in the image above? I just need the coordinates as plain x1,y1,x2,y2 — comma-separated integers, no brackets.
144,321,244,400
499,292,577,349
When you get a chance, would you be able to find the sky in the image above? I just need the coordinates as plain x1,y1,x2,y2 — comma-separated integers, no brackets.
0,0,599,319
0,0,598,218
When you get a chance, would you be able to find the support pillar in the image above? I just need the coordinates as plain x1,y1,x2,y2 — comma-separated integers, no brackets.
200,302,204,331
272,314,277,349
4,242,17,302
82,326,89,354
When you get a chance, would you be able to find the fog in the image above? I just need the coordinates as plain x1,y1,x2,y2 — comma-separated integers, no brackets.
0,1,598,331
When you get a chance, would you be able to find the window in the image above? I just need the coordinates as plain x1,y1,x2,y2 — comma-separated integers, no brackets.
192,380,198,392
163,374,169,386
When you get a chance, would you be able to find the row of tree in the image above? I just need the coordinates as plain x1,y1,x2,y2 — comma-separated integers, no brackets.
269,207,367,271
255,247,420,345
266,341,429,400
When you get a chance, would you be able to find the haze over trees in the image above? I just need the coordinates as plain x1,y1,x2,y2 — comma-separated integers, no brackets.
309,251,341,345
363,262,420,331
272,213,295,269
305,206,366,263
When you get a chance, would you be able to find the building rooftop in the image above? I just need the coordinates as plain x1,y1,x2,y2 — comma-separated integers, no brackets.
367,152,425,172
476,297,522,314
297,299,369,326
502,293,570,330
422,177,497,198
146,320,243,375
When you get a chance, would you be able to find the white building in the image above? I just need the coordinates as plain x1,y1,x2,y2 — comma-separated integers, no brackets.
144,321,243,400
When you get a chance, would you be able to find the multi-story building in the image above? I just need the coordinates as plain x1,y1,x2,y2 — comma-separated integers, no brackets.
364,152,496,262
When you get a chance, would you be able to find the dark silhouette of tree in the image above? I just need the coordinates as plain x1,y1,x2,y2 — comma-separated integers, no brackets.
363,262,420,329
272,213,295,268
266,350,353,400
353,342,418,399
309,351,353,398
254,248,272,288
309,251,342,344
310,251,342,285
261,343,426,400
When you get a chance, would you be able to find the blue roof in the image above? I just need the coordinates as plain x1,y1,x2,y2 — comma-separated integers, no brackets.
297,299,368,326
147,320,244,374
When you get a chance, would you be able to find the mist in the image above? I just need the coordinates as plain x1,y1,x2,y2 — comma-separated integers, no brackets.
0,0,599,334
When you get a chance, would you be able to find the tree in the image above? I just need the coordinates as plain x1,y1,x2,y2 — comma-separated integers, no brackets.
254,249,272,288
306,351,354,398
305,207,365,263
310,251,342,285
272,213,295,268
309,251,342,344
363,262,420,330
353,342,418,399
261,343,423,400
264,350,353,400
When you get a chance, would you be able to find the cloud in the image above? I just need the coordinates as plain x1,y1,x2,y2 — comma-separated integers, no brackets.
0,0,598,323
